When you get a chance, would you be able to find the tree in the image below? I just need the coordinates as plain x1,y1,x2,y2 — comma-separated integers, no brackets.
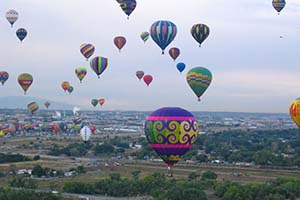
32,165,46,177
201,171,217,180
33,155,40,161
131,170,141,179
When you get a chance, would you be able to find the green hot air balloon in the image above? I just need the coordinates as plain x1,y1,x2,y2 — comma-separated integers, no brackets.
91,99,98,107
186,67,212,101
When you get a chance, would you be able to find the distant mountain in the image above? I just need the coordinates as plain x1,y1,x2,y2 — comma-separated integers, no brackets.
0,96,75,110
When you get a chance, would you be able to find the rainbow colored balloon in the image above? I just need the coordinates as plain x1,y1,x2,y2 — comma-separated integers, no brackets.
114,36,127,52
90,56,108,78
144,107,199,176
18,73,33,95
290,98,300,128
191,24,210,47
0,71,9,85
75,67,87,83
27,102,39,115
187,67,212,101
80,43,95,60
169,47,180,62
140,32,149,43
150,20,177,54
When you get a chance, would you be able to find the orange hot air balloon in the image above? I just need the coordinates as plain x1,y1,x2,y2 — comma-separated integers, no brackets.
98,99,105,106
290,98,300,128
18,73,33,95
61,81,70,92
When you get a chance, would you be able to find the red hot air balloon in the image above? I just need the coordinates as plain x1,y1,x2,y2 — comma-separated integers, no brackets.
169,47,180,62
114,36,127,52
143,75,153,86
136,71,144,81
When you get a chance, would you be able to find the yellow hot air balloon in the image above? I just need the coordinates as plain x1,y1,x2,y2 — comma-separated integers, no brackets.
18,73,33,95
27,102,39,115
290,98,300,128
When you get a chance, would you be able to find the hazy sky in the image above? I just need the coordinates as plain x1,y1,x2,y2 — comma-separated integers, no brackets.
0,0,299,112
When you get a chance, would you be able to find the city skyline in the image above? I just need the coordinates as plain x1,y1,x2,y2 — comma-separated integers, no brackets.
0,0,299,113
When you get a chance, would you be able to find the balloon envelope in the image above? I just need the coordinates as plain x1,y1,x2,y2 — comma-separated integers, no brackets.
150,20,177,54
80,43,95,60
186,67,212,101
273,0,286,14
118,0,137,18
80,126,92,142
44,101,50,109
18,73,33,94
114,36,127,51
0,71,9,85
290,98,300,128
140,32,149,43
67,86,74,94
27,102,39,115
136,71,144,81
90,56,108,78
169,47,180,61
91,99,98,107
61,81,70,92
16,28,27,42
143,75,153,86
144,107,199,169
99,99,105,106
6,10,18,27
75,67,87,83
191,24,210,47
176,63,186,73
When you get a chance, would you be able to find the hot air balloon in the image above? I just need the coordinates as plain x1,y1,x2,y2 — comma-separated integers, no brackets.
44,101,50,109
67,86,74,94
75,67,87,83
150,20,177,54
114,36,127,52
186,67,212,101
136,71,144,81
90,56,108,78
0,71,9,85
273,0,286,14
290,98,300,128
73,106,80,116
117,0,137,19
80,43,95,61
169,47,180,62
140,32,149,43
91,99,98,107
176,62,186,73
16,28,27,42
143,75,153,86
191,24,210,47
18,73,33,95
6,10,18,27
27,102,39,115
144,107,199,176
98,99,105,106
80,126,92,143
90,125,97,133
61,81,70,93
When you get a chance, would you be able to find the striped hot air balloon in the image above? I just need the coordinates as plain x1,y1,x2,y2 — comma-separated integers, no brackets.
186,67,212,101
75,67,87,83
191,24,210,47
27,102,39,115
90,56,108,78
150,20,177,54
140,32,149,43
0,71,9,85
80,43,95,60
